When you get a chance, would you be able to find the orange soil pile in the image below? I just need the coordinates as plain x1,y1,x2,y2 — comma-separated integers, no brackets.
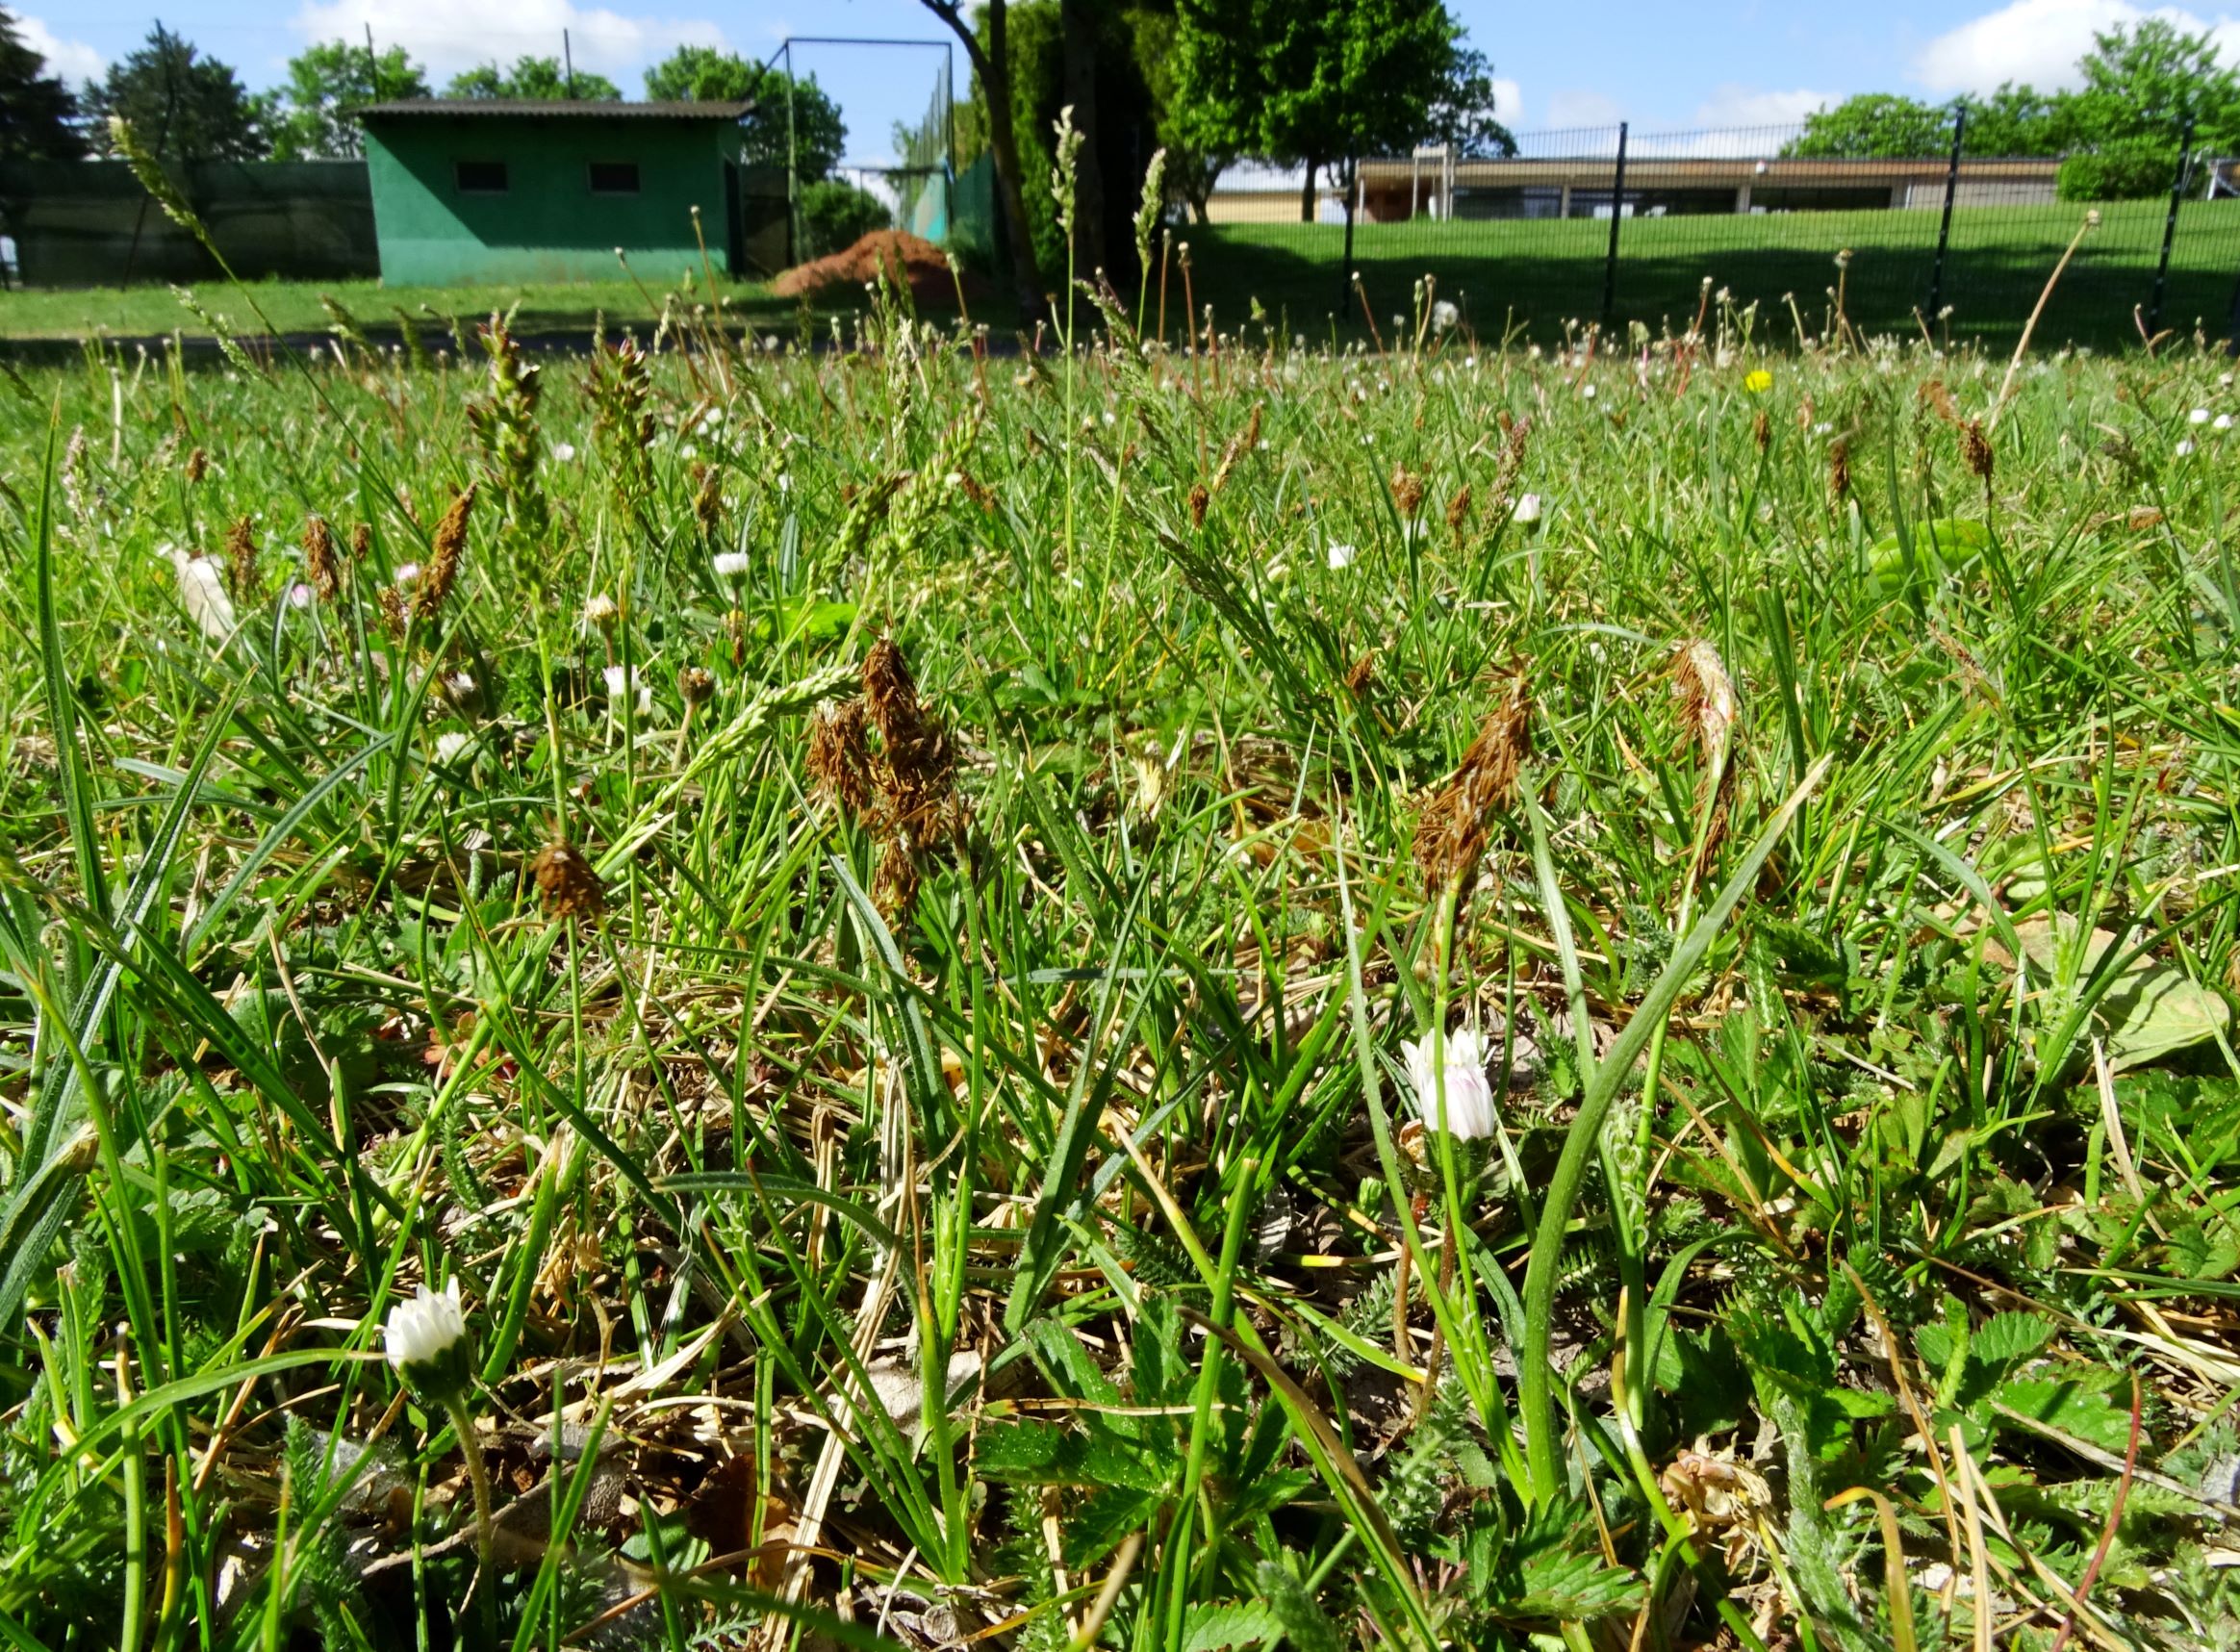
773,230,980,307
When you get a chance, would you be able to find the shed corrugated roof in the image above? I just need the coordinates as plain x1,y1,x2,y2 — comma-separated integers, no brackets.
354,99,752,121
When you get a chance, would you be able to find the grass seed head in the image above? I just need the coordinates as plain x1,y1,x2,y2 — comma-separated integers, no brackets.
224,515,259,601
1390,463,1426,519
1672,639,1742,851
349,521,371,562
1211,404,1262,496
807,697,877,822
692,463,723,541
1188,483,1209,528
1752,409,1771,454
532,839,605,921
1416,668,1533,895
1445,485,1473,539
1672,639,1739,763
1961,418,1994,484
874,837,922,917
864,637,958,848
185,446,208,483
1827,437,1850,500
302,515,340,601
415,483,475,622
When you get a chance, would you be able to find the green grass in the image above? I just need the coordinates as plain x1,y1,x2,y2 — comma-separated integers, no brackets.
1179,196,2240,349
9,196,2238,353
0,273,802,342
5,285,2240,1650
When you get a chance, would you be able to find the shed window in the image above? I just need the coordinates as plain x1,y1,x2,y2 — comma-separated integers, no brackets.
588,161,641,195
455,160,508,194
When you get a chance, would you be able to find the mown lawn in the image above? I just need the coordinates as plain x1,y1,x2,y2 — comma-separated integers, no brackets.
3,291,2240,1649
8,196,2239,352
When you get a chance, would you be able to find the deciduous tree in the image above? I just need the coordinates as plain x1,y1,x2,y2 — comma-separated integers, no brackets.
1175,0,1463,222
644,47,848,186
445,57,620,102
266,39,428,160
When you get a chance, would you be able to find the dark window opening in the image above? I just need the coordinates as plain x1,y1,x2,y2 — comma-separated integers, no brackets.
589,161,641,195
455,160,508,194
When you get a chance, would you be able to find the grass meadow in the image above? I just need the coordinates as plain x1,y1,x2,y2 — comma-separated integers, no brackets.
4,267,2240,1652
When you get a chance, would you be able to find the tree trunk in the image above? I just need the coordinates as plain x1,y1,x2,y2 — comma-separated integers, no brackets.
1059,0,1107,276
1299,155,1322,223
921,0,1044,313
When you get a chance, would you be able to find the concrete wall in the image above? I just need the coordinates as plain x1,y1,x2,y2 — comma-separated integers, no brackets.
363,115,734,285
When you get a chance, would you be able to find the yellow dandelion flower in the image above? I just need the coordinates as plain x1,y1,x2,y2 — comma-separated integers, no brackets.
1744,369,1773,394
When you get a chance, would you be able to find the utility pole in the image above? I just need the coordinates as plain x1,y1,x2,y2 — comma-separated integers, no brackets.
563,30,576,98
366,23,381,100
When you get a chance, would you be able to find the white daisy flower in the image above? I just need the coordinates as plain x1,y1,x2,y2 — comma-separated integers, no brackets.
384,1279,472,1398
1401,1028,1496,1140
1327,542,1357,570
1514,493,1543,524
170,549,236,644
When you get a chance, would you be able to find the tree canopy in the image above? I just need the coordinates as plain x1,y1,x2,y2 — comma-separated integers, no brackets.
265,39,429,160
445,57,621,102
1789,20,2240,166
1175,0,1490,217
0,5,86,160
83,25,267,162
643,48,848,184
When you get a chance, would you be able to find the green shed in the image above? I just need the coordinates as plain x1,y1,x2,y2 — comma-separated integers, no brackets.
355,99,752,285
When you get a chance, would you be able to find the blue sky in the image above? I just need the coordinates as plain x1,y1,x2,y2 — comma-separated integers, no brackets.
15,0,2240,165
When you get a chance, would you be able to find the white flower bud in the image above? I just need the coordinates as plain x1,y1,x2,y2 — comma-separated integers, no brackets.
384,1279,472,1398
1402,1028,1496,1140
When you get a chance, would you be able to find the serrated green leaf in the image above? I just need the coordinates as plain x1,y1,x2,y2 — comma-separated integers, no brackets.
1181,1600,1283,1652
1995,1377,2134,1456
1970,1311,2057,1376
1487,1545,1645,1625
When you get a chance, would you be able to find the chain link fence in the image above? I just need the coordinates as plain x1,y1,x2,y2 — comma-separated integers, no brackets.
1189,117,2240,349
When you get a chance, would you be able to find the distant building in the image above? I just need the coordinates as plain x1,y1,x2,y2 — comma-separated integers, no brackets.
1207,155,2064,224
354,99,753,285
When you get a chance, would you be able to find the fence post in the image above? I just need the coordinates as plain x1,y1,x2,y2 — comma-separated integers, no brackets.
1339,158,1357,318
1600,122,1628,334
1926,107,1964,327
2149,117,2196,340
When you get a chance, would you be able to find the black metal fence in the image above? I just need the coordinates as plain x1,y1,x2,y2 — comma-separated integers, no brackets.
1189,118,2240,349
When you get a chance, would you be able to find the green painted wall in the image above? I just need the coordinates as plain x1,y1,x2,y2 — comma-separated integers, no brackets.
363,114,737,284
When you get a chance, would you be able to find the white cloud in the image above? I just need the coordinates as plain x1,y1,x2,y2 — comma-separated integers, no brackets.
1689,85,1835,129
290,0,727,88
1914,0,2240,95
17,13,104,83
1491,76,1523,127
1545,89,1625,131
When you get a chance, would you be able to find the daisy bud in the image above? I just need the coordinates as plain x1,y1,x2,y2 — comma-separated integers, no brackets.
384,1279,473,1402
1401,1029,1496,1141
